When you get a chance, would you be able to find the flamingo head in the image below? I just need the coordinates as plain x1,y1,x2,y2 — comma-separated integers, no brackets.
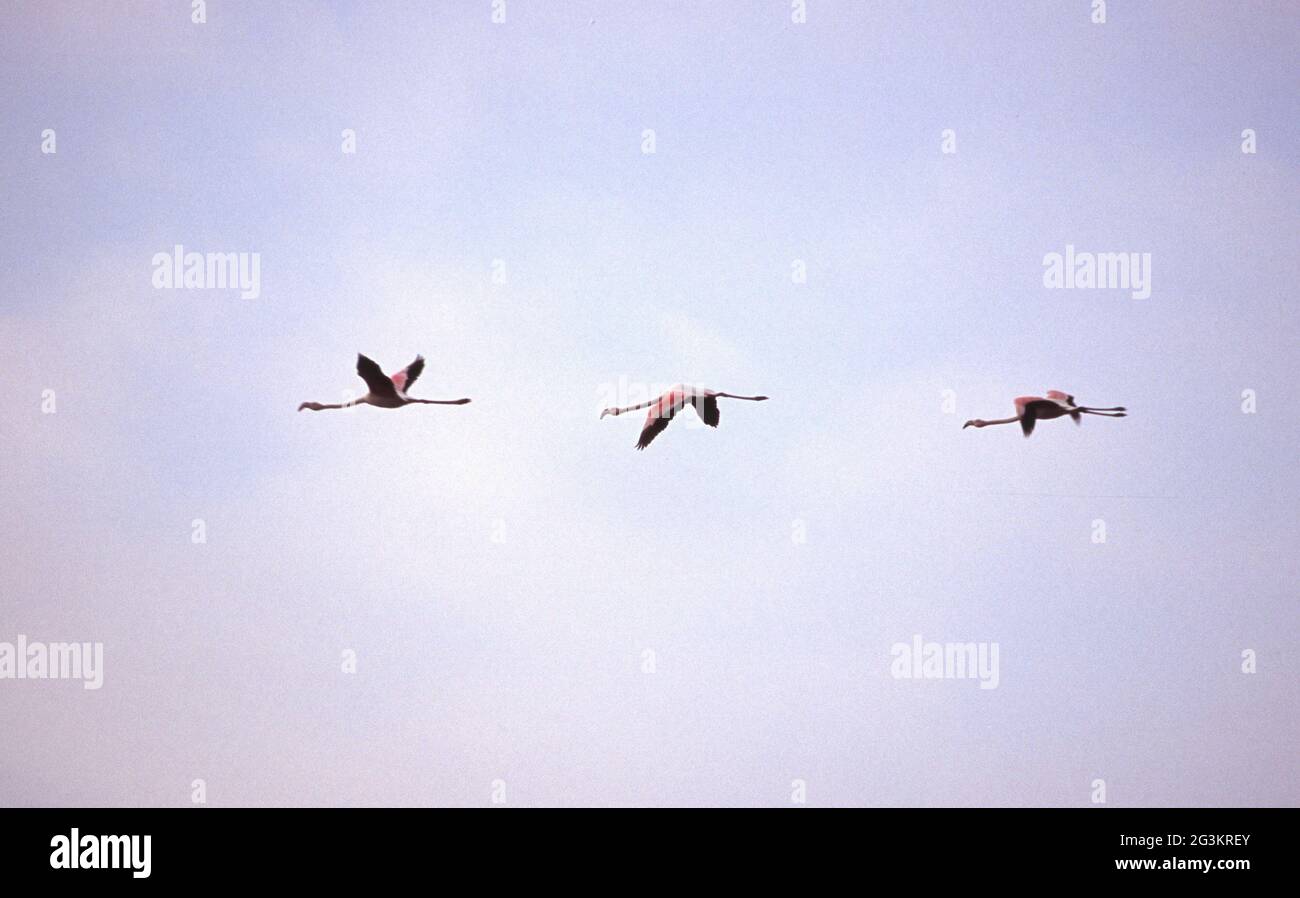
963,419,984,429
599,407,619,419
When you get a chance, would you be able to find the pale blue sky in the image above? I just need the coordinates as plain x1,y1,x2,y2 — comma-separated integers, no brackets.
1,1,1296,806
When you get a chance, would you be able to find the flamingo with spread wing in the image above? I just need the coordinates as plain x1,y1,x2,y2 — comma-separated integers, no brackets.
298,354,471,412
963,391,1125,436
600,384,768,450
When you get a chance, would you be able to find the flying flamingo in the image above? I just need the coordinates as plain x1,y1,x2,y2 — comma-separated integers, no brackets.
600,384,768,450
963,391,1125,436
298,354,471,412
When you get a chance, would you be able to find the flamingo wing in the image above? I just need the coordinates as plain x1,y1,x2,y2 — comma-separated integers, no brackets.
391,355,425,395
636,390,686,450
690,393,720,427
1045,390,1075,405
356,354,399,400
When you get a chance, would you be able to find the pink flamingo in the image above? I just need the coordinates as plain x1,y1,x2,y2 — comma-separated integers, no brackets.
298,354,471,412
600,384,768,450
963,391,1125,436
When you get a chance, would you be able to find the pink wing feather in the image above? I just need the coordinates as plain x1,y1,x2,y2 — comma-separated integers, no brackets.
390,356,425,395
